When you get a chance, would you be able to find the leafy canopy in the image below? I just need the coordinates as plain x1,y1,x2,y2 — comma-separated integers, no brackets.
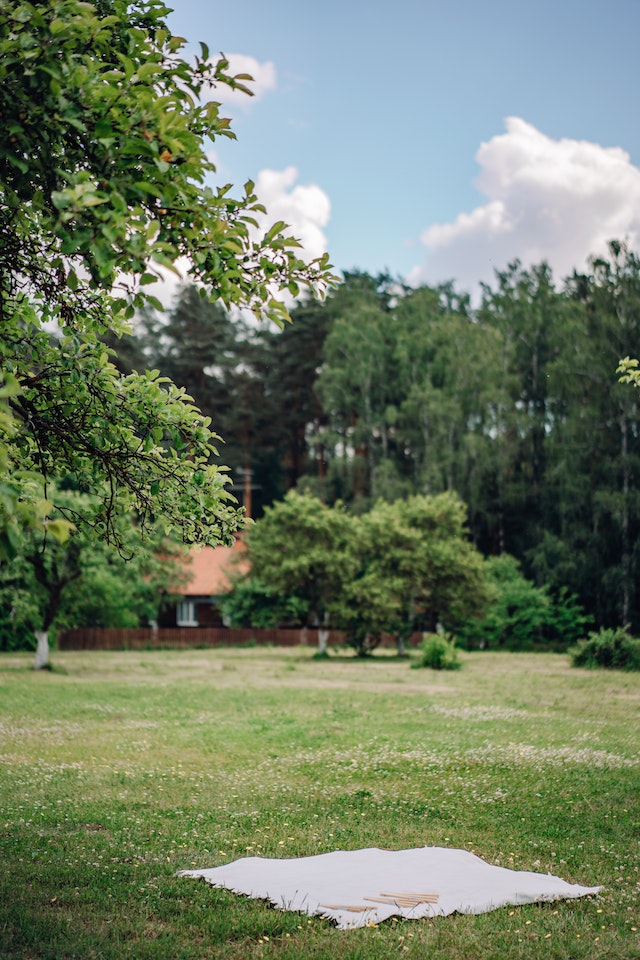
0,487,181,649
0,0,337,555
236,491,489,656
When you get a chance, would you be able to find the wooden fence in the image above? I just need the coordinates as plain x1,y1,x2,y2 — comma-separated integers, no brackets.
57,626,421,651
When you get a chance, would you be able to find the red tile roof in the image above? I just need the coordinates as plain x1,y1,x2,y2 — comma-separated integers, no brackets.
175,541,248,597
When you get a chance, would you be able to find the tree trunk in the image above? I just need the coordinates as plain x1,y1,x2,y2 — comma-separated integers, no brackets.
34,630,50,670
317,627,329,654
310,610,330,654
620,410,631,624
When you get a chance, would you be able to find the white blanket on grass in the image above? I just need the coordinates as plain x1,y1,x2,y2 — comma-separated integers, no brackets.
179,846,601,929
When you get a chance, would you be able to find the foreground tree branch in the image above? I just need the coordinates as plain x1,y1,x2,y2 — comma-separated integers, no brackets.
0,0,338,556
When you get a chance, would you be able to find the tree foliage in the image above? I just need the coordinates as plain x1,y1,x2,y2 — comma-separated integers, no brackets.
241,491,355,640
327,494,489,655
0,0,336,554
456,554,590,651
570,625,640,671
205,241,638,633
618,356,640,389
0,487,182,654
233,491,489,656
218,580,309,630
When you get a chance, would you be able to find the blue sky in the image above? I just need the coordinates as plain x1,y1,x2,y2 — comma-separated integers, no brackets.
167,0,640,297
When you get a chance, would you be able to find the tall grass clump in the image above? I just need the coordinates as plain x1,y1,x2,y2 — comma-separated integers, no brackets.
412,631,461,670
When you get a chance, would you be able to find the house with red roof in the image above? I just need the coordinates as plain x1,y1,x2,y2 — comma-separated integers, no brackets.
160,540,248,628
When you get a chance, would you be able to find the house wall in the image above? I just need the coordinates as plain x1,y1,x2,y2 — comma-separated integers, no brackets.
158,598,225,628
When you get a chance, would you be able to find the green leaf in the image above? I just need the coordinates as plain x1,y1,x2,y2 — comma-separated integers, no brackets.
263,220,288,244
44,519,75,543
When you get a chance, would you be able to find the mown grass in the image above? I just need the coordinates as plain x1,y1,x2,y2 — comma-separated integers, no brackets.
0,646,638,959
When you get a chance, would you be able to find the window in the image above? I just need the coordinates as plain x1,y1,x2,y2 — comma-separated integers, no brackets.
177,600,198,627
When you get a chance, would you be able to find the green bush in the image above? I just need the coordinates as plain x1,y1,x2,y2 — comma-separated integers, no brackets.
456,554,590,651
544,587,593,648
570,626,640,671
412,631,461,670
0,609,35,653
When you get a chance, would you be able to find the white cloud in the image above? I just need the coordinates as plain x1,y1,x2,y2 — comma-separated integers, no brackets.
254,166,331,262
409,117,640,295
210,53,276,111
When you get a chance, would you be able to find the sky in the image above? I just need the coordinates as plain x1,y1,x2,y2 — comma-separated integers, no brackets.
166,0,640,299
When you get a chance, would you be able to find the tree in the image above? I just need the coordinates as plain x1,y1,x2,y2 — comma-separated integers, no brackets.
132,284,252,501
314,272,398,507
360,495,489,654
260,294,333,494
326,504,405,656
317,299,393,505
240,491,355,653
0,488,182,666
235,491,488,657
455,554,590,651
108,284,286,518
3,523,83,668
0,0,337,553
472,261,571,558
218,580,309,629
542,242,640,628
391,284,499,518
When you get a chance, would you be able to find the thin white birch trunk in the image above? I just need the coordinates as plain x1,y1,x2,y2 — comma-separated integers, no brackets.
317,628,329,654
34,630,50,670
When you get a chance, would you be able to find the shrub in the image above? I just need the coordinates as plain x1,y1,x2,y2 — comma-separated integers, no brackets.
456,554,590,651
412,632,461,670
570,626,640,671
544,587,593,648
0,610,35,653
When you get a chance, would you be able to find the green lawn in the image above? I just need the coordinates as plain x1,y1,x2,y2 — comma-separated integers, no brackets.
1,647,638,959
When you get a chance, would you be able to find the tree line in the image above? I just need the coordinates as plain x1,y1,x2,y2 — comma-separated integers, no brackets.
110,241,640,634
219,490,590,657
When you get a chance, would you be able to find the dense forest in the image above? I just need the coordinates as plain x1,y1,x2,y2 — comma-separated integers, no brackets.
109,240,640,633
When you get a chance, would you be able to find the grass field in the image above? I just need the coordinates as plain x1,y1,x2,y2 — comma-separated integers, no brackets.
1,646,639,959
